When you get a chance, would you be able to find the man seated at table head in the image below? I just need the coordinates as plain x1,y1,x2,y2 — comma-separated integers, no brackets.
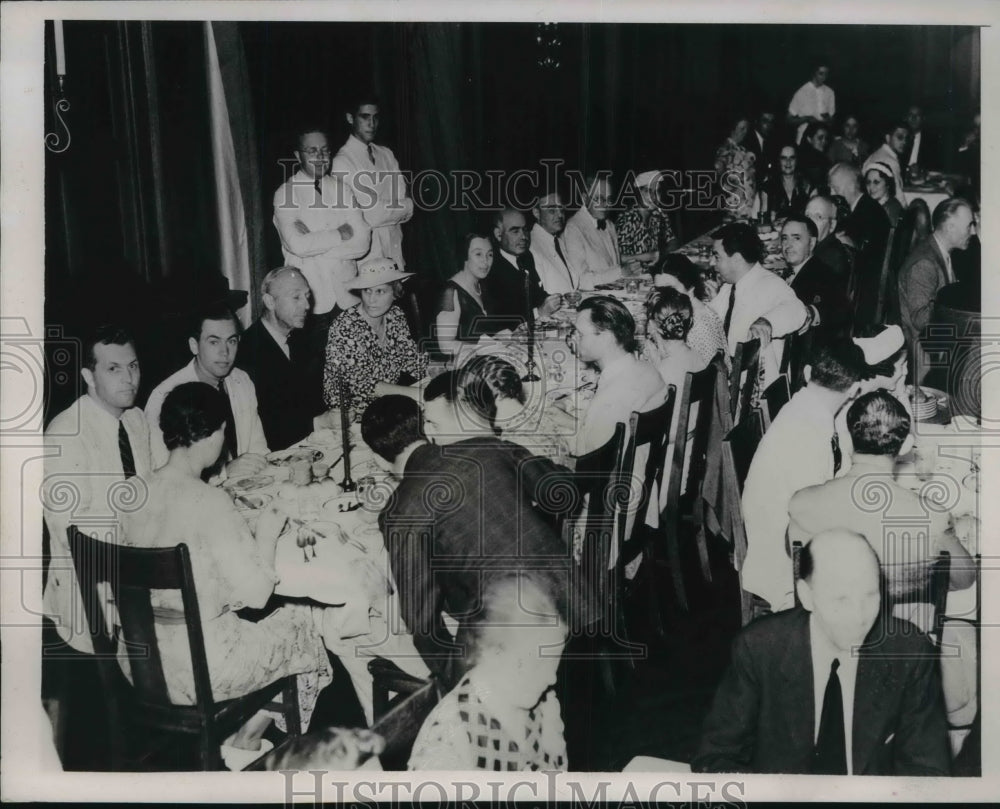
693,528,951,775
530,188,579,294
862,121,909,206
805,194,852,280
741,337,865,613
563,172,624,289
902,104,941,172
43,324,152,653
481,205,562,332
780,214,852,337
706,221,808,388
573,295,667,456
789,390,976,590
145,303,269,479
363,389,583,690
897,197,976,361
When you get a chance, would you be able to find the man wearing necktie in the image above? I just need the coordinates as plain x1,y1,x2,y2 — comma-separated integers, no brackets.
693,530,950,775
529,190,579,294
145,305,269,480
481,207,562,333
43,325,154,657
332,94,414,273
563,173,625,289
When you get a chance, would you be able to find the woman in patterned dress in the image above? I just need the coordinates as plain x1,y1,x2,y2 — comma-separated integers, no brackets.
714,117,758,218
435,232,496,357
120,382,332,760
653,254,729,370
408,572,569,771
617,170,680,274
323,258,428,417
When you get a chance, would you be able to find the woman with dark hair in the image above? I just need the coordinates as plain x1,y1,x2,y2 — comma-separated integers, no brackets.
827,114,870,166
797,121,832,191
435,232,496,356
408,572,569,771
644,288,710,391
864,162,904,227
457,354,525,426
120,382,332,767
422,369,499,443
765,143,813,218
653,254,728,368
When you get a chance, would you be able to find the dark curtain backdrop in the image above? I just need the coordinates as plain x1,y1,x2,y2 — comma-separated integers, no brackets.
44,20,980,420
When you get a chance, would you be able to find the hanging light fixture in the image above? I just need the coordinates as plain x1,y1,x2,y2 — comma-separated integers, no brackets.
536,23,561,70
46,20,71,153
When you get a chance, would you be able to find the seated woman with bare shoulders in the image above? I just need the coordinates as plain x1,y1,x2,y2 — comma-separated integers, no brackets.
408,572,569,771
120,382,332,765
435,232,497,357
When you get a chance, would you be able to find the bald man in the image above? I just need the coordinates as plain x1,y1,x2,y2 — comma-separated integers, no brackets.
694,530,950,775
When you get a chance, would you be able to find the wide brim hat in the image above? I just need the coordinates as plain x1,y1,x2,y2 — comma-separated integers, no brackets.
854,325,904,365
348,258,413,290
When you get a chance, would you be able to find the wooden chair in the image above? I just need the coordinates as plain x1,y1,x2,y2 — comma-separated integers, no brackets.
729,339,761,424
780,327,813,394
368,656,436,722
68,528,301,771
662,354,730,609
760,374,791,431
723,407,765,493
883,550,951,641
617,390,677,638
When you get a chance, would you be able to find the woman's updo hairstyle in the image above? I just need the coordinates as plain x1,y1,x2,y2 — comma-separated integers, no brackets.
160,381,228,451
645,287,694,341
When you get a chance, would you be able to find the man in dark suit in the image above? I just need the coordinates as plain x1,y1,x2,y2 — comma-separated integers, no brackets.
898,197,976,358
805,195,852,281
235,266,328,450
829,163,890,329
482,207,562,333
901,105,943,172
780,215,852,336
364,384,585,690
693,529,951,775
746,110,779,178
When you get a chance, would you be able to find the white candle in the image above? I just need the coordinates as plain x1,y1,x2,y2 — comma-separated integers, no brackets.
54,21,65,76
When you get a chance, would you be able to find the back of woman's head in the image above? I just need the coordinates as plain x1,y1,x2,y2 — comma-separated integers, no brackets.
458,355,525,405
423,369,498,428
645,287,694,341
656,253,705,298
468,572,565,664
160,382,228,451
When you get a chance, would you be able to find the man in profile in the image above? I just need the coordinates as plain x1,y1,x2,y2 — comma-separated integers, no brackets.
693,529,951,775
530,190,579,294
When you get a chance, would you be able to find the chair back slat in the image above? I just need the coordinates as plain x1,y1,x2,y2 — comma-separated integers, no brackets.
372,679,442,769
724,408,766,493
729,339,761,424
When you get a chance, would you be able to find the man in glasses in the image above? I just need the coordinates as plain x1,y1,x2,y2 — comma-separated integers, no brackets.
273,125,371,385
332,94,414,273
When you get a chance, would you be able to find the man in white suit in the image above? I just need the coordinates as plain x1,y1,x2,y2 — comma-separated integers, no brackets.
563,173,623,289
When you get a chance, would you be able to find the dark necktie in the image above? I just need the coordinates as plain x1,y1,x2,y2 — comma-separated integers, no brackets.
723,285,737,337
596,218,607,231
831,432,842,475
118,420,136,479
367,144,376,165
314,175,322,197
813,658,848,774
218,380,238,463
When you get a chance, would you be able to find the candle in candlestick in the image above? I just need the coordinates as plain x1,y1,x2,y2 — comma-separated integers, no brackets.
337,370,356,491
54,21,66,77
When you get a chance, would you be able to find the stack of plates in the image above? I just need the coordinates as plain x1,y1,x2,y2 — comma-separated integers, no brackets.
912,388,939,420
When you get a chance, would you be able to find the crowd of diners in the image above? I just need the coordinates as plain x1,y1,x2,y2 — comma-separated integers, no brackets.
43,59,981,775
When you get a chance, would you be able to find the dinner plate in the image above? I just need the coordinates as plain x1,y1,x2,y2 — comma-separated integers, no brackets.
227,475,273,491
235,492,272,510
594,281,625,291
268,448,324,466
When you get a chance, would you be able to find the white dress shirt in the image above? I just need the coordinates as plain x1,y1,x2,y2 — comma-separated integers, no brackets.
707,263,808,388
272,169,372,313
907,131,922,166
529,223,578,293
43,394,153,652
145,359,269,470
788,81,836,143
563,206,622,289
331,134,414,270
578,353,667,456
810,615,860,775
741,385,838,609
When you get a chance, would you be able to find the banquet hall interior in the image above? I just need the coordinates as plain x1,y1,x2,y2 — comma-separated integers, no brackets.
39,19,982,775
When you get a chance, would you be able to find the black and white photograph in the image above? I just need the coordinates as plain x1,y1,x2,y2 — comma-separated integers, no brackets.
1,0,996,803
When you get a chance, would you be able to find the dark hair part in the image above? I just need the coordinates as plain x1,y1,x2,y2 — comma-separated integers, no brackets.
188,303,241,343
295,125,329,152
577,295,638,354
803,121,830,144
160,382,228,451
846,390,911,457
459,355,525,405
492,206,525,231
807,337,866,392
645,288,694,341
347,92,380,117
932,197,972,232
715,222,765,265
360,395,426,463
782,213,818,239
459,231,492,264
884,119,910,138
423,369,498,429
83,324,136,371
655,253,706,299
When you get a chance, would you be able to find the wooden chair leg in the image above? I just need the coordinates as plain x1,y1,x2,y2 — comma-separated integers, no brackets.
200,728,224,770
665,529,689,612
